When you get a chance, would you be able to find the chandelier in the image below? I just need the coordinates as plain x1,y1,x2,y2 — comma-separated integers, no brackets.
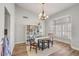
39,3,48,20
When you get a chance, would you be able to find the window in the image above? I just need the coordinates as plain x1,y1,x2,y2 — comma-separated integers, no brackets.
54,16,72,40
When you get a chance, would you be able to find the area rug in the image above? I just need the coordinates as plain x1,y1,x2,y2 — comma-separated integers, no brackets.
26,45,61,56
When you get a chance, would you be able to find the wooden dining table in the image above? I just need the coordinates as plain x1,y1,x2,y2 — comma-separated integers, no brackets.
35,36,49,42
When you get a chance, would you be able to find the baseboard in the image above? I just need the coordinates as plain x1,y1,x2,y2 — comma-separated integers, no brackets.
15,41,25,44
71,44,79,51
11,45,14,55
55,39,79,51
54,39,70,45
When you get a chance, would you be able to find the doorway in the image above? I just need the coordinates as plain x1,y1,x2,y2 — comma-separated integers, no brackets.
4,7,10,39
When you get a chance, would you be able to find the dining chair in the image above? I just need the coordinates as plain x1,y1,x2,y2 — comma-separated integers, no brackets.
48,33,54,46
29,39,38,53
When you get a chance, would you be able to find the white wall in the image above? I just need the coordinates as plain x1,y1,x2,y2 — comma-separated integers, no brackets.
45,18,55,36
15,5,39,44
5,9,10,39
0,3,15,54
45,4,79,50
0,4,4,42
38,21,46,36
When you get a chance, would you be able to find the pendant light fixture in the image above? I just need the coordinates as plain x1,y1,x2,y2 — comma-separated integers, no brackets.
39,3,48,20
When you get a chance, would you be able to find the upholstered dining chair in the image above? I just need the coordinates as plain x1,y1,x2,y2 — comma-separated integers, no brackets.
48,33,54,46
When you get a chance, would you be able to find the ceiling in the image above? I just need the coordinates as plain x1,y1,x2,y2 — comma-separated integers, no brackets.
16,3,76,16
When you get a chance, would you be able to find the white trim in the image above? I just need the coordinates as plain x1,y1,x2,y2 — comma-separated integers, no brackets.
15,41,25,44
11,45,14,55
54,39,70,44
71,44,79,51
54,15,71,20
54,38,79,51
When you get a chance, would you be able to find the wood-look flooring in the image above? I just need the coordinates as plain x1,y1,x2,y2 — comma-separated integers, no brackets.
49,41,79,56
12,41,79,56
12,43,27,56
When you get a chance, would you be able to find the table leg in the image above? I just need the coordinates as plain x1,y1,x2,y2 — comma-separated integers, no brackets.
48,40,50,48
38,40,40,50
42,40,44,51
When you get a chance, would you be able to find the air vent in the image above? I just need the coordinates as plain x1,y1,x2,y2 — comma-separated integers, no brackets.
23,16,28,19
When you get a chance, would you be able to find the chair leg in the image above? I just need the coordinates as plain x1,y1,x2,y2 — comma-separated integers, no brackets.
36,46,37,53
38,40,40,50
48,40,50,48
30,46,31,51
42,41,44,51
51,41,53,46
39,47,40,50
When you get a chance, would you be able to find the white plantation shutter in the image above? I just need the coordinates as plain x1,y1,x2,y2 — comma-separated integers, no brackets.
54,15,72,40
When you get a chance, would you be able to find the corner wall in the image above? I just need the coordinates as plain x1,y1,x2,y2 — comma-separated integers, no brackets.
15,5,39,44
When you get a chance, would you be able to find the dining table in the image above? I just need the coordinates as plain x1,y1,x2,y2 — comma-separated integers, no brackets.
35,36,50,50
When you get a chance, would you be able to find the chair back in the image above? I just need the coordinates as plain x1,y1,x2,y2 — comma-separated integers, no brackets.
48,33,53,41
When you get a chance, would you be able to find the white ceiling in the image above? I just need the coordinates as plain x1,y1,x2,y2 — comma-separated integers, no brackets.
16,3,76,16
